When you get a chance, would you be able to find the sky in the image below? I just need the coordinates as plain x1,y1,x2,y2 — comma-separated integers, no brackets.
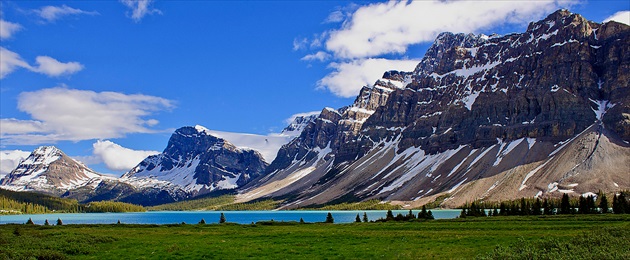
1,0,628,176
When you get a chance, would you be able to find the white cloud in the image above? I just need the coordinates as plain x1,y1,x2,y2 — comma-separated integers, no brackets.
604,10,630,25
0,87,174,145
91,140,159,171
0,20,22,39
34,5,99,23
318,58,419,98
325,0,574,59
293,37,308,51
324,10,345,24
301,51,331,62
0,150,31,177
284,111,321,125
0,47,84,78
120,0,162,22
0,47,31,79
32,56,84,77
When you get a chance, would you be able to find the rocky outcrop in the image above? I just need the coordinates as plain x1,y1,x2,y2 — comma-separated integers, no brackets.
239,10,630,208
122,126,268,197
0,146,108,196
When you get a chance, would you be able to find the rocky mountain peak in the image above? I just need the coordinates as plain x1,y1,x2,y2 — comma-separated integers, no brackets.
240,9,629,208
123,126,267,196
0,146,103,195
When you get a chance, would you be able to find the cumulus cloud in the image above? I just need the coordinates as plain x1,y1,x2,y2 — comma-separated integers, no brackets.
318,58,419,98
284,111,321,125
120,0,162,22
0,20,22,39
326,0,574,59
0,87,174,145
32,56,84,77
0,150,31,176
604,10,630,25
301,51,331,62
299,0,574,98
33,5,99,23
91,140,159,171
0,47,84,79
0,47,31,78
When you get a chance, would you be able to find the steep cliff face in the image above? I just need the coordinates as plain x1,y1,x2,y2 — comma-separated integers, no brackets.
239,10,629,207
123,126,268,197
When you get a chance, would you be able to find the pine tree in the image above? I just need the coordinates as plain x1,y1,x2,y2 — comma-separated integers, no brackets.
543,199,552,215
427,210,434,220
407,209,416,219
44,219,50,226
560,193,571,214
459,208,467,218
599,193,609,214
199,218,206,224
56,218,63,226
386,210,394,220
532,199,542,215
492,208,499,217
117,220,121,224
355,213,361,223
26,218,34,225
499,203,507,216
219,213,226,223
418,205,428,219
362,212,368,222
299,218,305,224
325,212,334,223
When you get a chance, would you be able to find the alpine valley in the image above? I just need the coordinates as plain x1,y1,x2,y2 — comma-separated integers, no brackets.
1,10,628,208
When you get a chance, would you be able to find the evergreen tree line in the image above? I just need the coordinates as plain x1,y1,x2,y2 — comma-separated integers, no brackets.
459,191,630,218
372,206,436,222
82,201,145,213
1,189,146,214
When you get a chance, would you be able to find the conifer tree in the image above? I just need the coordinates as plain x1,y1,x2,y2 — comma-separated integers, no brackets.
560,193,571,214
492,208,498,217
325,212,334,223
532,198,542,215
386,209,394,220
459,208,467,218
299,218,305,224
26,218,34,225
543,199,552,215
499,202,508,216
427,210,434,220
199,218,206,224
56,218,63,226
599,193,609,214
44,219,50,226
363,212,368,222
219,213,226,223
418,206,428,219
355,214,361,223
117,220,121,224
407,209,416,219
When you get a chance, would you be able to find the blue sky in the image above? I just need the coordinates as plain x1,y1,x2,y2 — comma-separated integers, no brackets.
1,0,628,176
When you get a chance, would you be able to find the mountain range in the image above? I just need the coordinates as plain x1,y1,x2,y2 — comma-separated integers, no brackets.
1,10,628,208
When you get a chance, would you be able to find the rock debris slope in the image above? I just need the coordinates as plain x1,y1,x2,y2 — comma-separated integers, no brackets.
238,10,629,208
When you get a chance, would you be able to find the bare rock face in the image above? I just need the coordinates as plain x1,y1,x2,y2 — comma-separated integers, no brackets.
241,10,629,208
0,146,106,196
123,126,267,197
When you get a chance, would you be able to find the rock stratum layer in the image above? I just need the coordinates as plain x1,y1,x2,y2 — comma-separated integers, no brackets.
238,10,629,208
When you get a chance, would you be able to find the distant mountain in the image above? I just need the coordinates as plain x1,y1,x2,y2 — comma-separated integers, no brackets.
237,10,630,208
0,146,111,196
121,126,267,197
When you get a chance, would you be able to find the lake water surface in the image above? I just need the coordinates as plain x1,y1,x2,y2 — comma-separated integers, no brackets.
0,210,461,225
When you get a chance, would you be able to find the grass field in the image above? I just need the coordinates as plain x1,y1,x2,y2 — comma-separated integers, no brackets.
1,215,628,259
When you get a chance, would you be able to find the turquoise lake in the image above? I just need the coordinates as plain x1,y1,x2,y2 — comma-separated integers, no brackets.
0,210,461,225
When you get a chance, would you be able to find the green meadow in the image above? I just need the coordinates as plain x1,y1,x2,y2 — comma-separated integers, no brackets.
1,214,628,259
